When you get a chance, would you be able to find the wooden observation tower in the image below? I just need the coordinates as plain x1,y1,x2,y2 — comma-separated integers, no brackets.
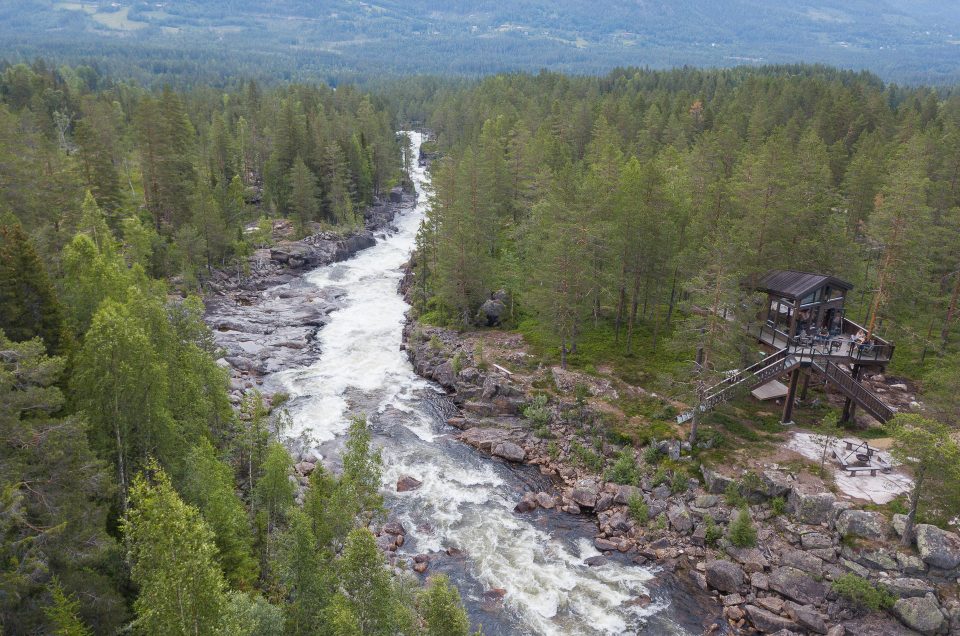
678,270,897,427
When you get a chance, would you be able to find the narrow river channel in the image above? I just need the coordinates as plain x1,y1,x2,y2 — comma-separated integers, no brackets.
264,132,707,636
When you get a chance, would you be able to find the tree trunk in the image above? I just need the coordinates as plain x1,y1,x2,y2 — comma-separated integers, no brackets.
941,271,960,349
902,468,925,547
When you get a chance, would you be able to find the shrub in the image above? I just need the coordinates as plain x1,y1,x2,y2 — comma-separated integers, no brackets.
704,516,723,547
474,340,488,370
547,441,559,460
729,507,757,548
653,512,668,532
724,481,747,508
533,424,552,439
429,335,442,350
570,441,603,472
770,496,786,516
832,574,895,611
451,351,463,376
574,383,590,406
522,395,550,428
652,468,671,488
606,450,640,485
642,445,665,465
627,494,648,524
670,472,688,495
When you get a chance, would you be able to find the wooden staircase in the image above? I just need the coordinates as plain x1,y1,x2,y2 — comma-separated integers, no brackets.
677,348,896,425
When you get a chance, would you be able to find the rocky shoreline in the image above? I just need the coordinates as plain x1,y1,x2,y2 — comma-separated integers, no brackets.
398,312,960,635
202,187,416,406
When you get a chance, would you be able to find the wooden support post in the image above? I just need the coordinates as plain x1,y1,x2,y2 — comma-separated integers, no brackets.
800,370,811,401
781,367,801,425
840,364,861,425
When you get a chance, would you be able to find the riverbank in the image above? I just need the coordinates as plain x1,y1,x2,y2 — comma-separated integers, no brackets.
203,187,416,406
398,309,960,635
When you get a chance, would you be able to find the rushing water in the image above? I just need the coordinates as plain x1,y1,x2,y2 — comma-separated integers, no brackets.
266,132,706,635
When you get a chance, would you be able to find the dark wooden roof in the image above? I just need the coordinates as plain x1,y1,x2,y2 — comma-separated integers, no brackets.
757,270,853,301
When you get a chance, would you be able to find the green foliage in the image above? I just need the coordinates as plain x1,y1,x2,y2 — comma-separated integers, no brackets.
123,463,227,636
419,574,472,636
653,512,668,532
522,394,551,428
0,219,72,355
724,481,747,509
889,414,960,532
606,449,640,485
547,441,560,460
451,351,464,377
728,507,757,548
570,440,604,472
219,592,285,636
704,516,723,547
181,439,258,588
831,574,895,611
642,445,665,465
770,496,787,516
627,494,648,524
44,579,92,636
670,472,689,495
254,442,295,530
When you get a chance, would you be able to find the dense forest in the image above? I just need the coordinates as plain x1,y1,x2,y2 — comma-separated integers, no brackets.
3,55,960,635
3,1,960,85
0,61,476,634
402,66,960,426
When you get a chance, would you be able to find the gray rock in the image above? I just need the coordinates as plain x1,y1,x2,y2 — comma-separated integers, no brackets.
585,555,608,567
892,514,908,537
836,510,890,541
726,546,770,573
702,465,736,494
880,578,935,598
915,524,960,570
492,441,526,463
857,549,898,571
651,484,671,500
768,566,829,605
781,549,825,577
801,532,834,550
571,480,599,508
788,487,836,525
705,559,744,593
514,492,538,513
694,494,719,508
667,504,693,534
594,493,614,513
896,551,927,575
535,492,556,509
761,470,795,498
613,485,642,506
477,297,507,327
745,605,801,633
892,596,945,634
433,360,457,389
786,601,829,634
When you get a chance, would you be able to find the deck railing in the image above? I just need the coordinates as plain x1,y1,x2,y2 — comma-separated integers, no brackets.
815,360,897,423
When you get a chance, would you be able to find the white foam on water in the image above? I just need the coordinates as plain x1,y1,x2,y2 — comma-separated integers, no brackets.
271,132,672,635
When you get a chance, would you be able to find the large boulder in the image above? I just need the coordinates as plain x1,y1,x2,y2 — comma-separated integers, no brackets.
744,605,801,633
667,503,693,534
492,441,526,463
396,475,423,492
880,578,936,599
476,295,507,327
571,480,599,508
836,509,890,541
914,524,960,570
785,601,829,634
701,465,736,494
704,559,744,593
892,596,945,634
787,486,836,525
768,566,828,606
432,360,457,389
759,470,794,498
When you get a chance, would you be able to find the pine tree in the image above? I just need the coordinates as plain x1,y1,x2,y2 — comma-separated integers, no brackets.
74,113,122,215
44,579,92,636
123,463,227,636
287,156,320,232
254,442,294,533
0,218,72,354
277,510,332,634
336,528,414,635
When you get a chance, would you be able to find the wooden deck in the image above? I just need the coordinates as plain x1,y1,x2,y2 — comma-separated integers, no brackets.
750,325,893,366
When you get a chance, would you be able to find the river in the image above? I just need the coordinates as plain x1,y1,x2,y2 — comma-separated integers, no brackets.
264,132,709,635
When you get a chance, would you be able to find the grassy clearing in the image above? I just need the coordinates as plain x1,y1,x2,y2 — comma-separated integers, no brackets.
91,7,148,31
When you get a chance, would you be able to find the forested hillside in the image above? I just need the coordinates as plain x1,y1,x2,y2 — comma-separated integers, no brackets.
404,66,960,425
0,62,475,634
3,1,960,84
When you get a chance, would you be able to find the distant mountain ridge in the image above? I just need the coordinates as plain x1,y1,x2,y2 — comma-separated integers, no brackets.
2,0,959,84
